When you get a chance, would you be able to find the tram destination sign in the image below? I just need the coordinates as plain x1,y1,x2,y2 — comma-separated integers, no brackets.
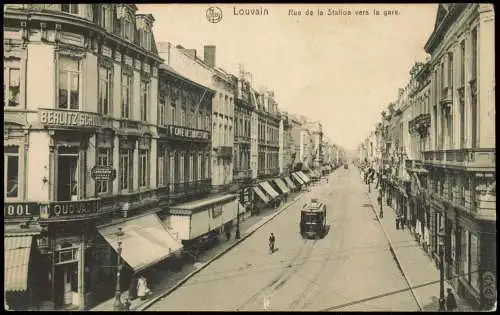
4,202,40,218
91,165,117,181
39,109,101,128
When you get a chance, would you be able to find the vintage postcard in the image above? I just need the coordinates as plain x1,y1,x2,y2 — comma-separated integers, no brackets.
3,3,495,312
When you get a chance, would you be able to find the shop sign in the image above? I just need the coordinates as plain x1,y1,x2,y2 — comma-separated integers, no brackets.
168,125,209,140
91,165,117,181
4,202,39,218
40,199,101,219
39,109,101,128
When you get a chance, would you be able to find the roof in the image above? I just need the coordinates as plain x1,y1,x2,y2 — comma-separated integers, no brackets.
158,63,215,94
302,201,325,212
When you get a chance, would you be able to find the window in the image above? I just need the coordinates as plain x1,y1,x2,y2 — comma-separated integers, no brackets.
121,73,132,119
179,153,185,183
189,154,194,182
96,148,111,194
140,30,151,50
119,149,131,191
198,153,202,180
100,5,112,31
169,152,176,187
61,4,78,14
139,150,149,188
123,17,134,41
159,94,166,126
140,81,149,122
4,61,20,108
448,53,453,90
170,103,176,125
158,152,165,187
470,232,479,291
205,154,210,179
99,66,112,115
460,40,465,87
180,108,186,127
5,146,19,199
58,56,80,109
471,28,477,80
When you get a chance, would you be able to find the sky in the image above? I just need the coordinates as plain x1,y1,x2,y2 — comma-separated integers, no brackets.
137,4,438,152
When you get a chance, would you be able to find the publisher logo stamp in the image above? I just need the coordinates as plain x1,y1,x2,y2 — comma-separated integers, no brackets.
206,6,223,23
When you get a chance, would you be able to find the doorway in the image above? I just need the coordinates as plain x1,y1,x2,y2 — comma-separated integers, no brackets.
57,154,79,201
54,262,78,307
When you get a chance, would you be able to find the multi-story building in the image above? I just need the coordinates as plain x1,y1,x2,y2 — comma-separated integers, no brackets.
250,92,259,180
156,63,214,206
278,110,292,175
306,121,324,169
232,69,253,189
157,43,236,193
422,4,495,309
256,89,280,179
3,4,174,310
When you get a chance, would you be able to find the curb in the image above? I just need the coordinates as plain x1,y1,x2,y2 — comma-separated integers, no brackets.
365,189,424,312
137,191,307,311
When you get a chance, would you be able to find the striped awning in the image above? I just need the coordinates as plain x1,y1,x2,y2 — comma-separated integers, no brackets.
292,172,305,185
259,181,280,199
253,186,270,204
297,171,311,183
284,176,296,190
5,235,34,292
97,213,183,272
274,178,290,194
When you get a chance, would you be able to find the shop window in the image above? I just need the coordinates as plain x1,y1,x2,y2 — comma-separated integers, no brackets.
140,80,149,122
99,66,113,115
119,149,131,191
4,60,21,108
61,4,78,14
158,154,165,187
139,150,149,188
97,148,111,194
5,146,20,199
58,56,81,110
121,72,132,119
470,233,479,291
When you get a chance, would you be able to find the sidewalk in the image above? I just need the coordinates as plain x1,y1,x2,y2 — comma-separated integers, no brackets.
365,185,477,312
91,187,312,312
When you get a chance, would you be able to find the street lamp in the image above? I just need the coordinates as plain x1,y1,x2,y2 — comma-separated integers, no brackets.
113,227,125,311
438,228,446,311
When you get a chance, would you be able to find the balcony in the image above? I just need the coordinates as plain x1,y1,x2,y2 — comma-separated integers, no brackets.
235,135,251,144
214,146,232,158
408,113,431,137
168,179,211,199
422,149,495,171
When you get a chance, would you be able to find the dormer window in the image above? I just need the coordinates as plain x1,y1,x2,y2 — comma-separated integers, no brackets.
100,5,113,32
140,29,151,50
61,4,79,15
123,16,134,42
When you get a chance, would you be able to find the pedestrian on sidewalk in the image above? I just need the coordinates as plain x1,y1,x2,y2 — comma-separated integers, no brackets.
377,194,383,218
137,275,152,301
446,288,458,312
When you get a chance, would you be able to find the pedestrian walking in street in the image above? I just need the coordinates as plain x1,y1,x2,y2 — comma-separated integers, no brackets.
446,288,458,312
122,297,131,310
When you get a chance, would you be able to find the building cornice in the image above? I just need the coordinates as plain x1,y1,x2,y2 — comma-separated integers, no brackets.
4,9,164,64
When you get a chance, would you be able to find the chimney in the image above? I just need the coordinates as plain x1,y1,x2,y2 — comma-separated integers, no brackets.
204,45,216,67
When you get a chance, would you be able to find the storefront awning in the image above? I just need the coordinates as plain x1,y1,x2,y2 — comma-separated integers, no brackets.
253,186,270,204
170,194,236,212
5,234,34,292
297,171,311,183
292,172,305,185
259,181,280,199
273,178,290,194
284,176,296,190
97,213,182,273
